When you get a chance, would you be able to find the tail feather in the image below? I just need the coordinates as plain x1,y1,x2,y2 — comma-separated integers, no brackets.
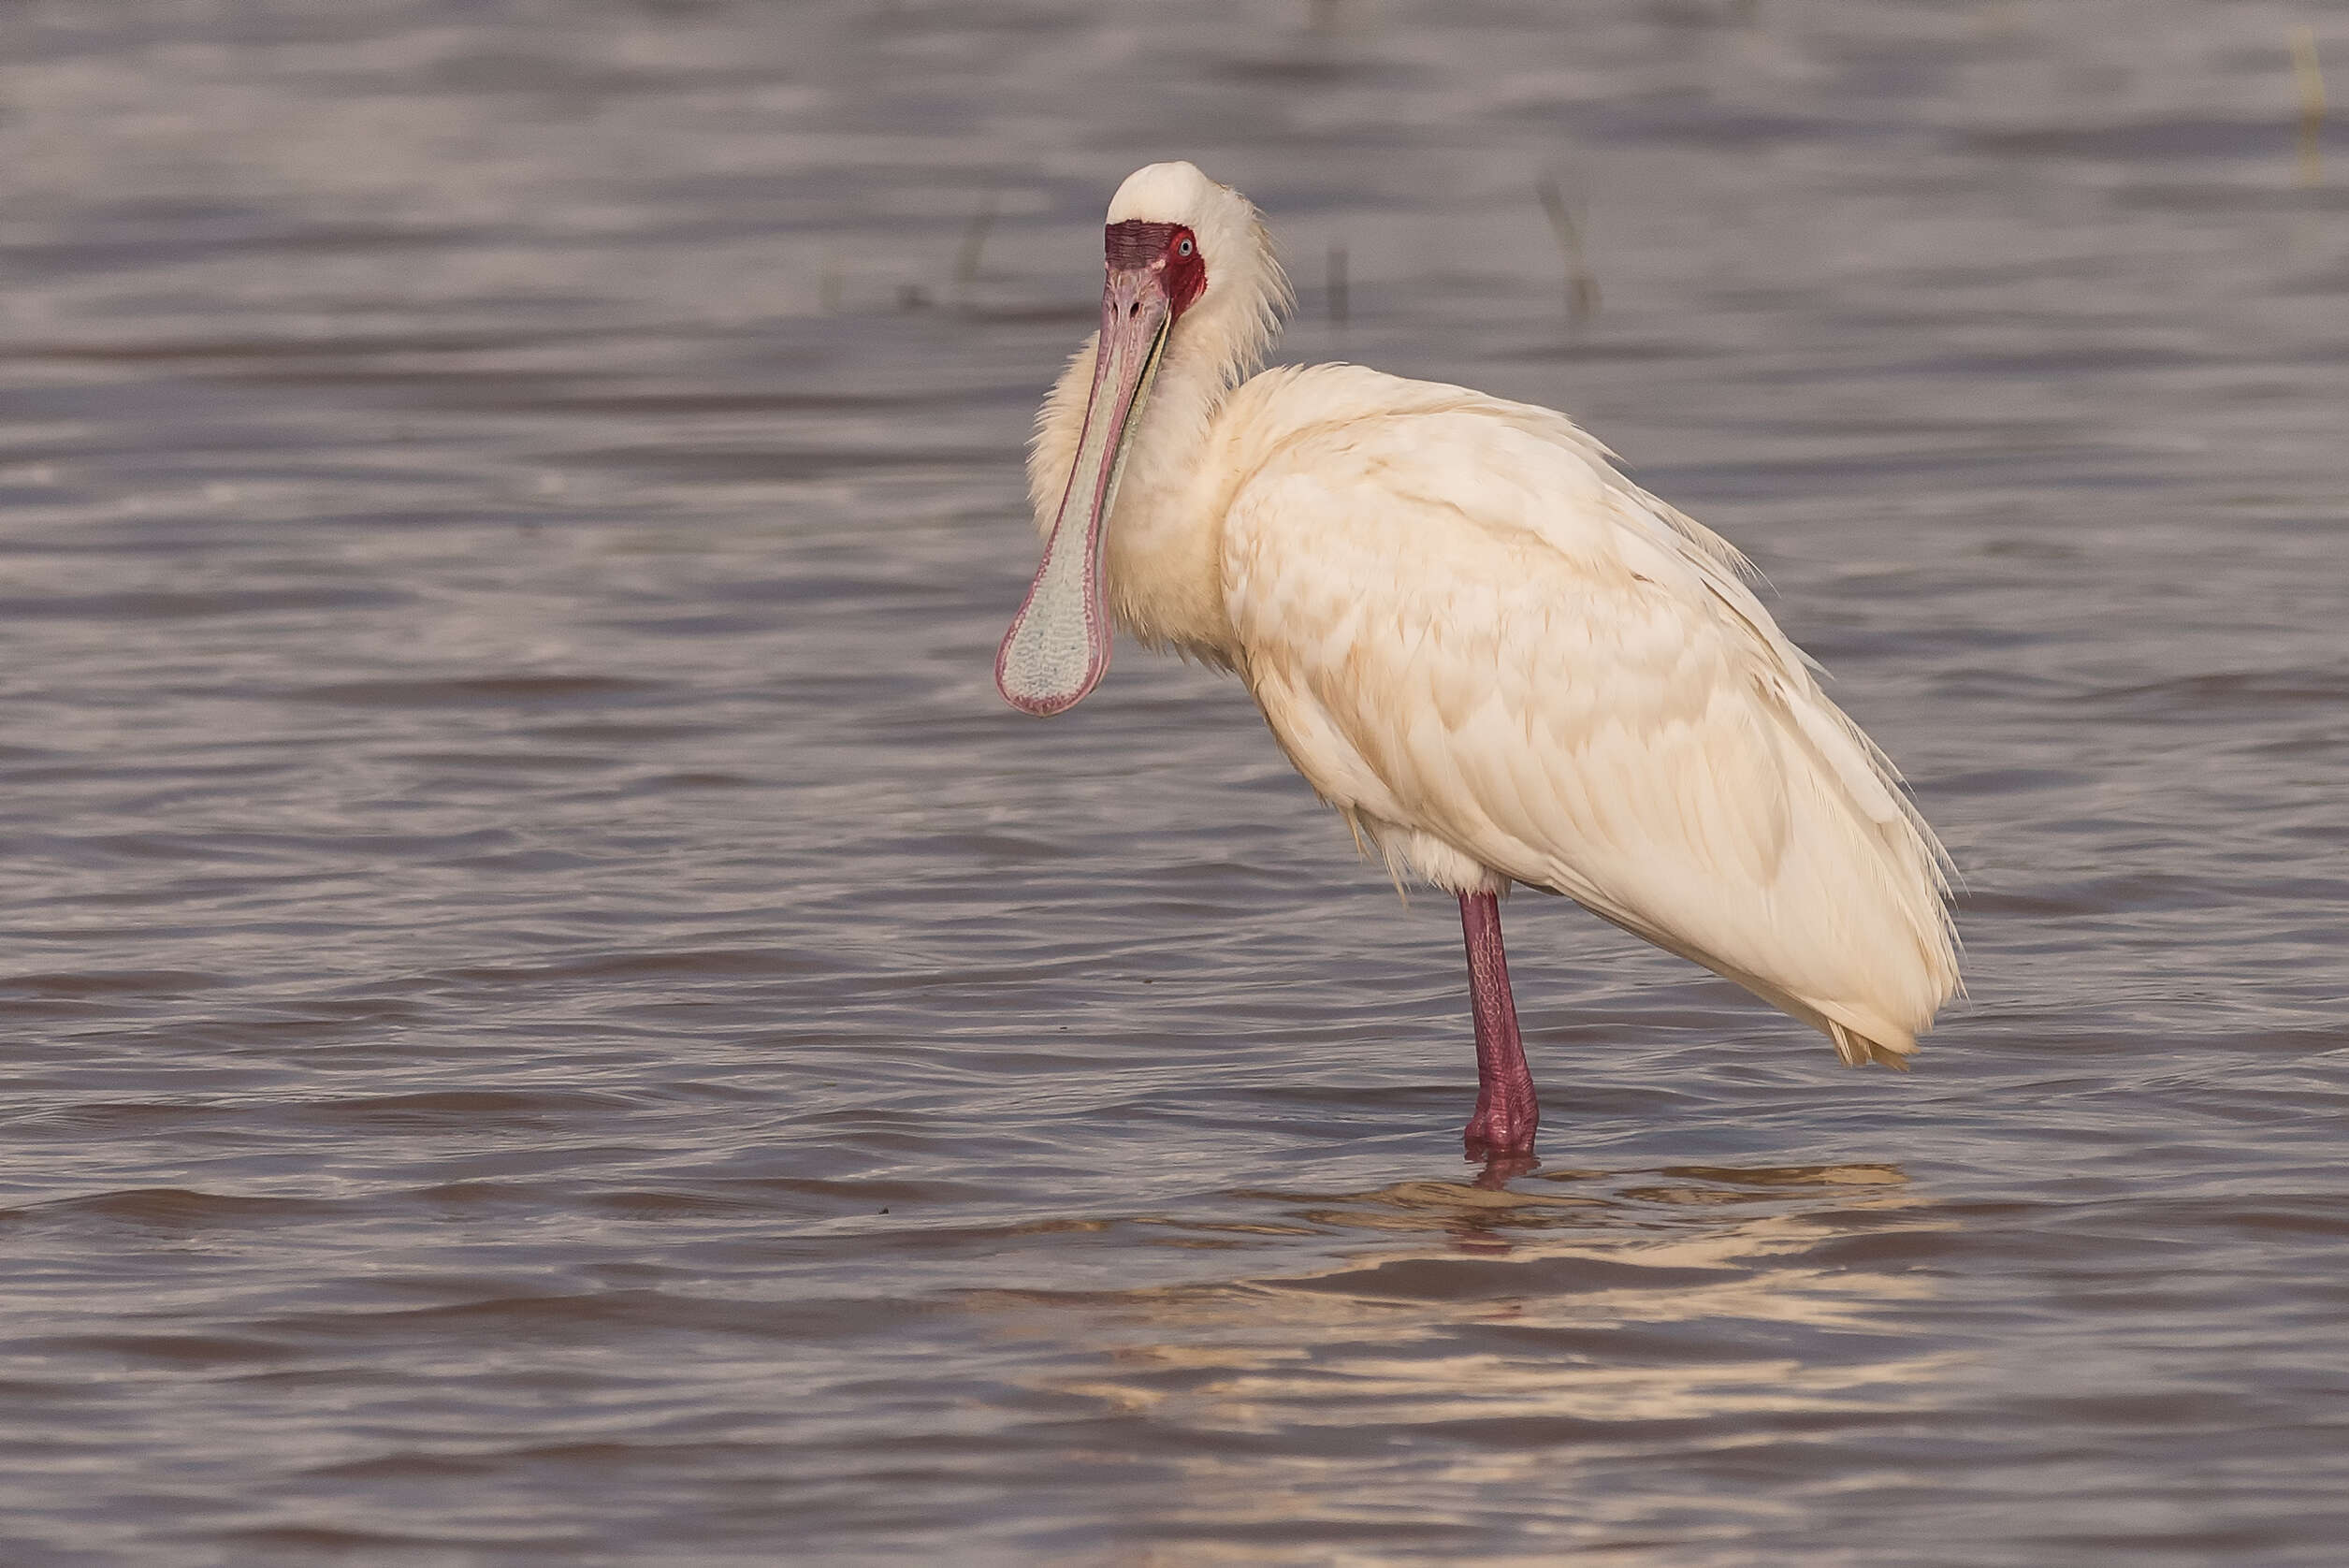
1829,1021,1915,1072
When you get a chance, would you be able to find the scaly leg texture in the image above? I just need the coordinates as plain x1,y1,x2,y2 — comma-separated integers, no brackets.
1458,890,1539,1158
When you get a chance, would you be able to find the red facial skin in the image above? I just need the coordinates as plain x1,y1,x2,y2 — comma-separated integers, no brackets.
1103,221,1207,315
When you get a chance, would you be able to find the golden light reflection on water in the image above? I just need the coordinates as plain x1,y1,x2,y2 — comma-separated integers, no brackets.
977,1165,1964,1562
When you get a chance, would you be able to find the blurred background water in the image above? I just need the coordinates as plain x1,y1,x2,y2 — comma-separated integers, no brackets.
0,0,2345,1562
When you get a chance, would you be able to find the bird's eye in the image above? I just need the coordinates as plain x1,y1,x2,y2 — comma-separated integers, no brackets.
1177,238,1194,256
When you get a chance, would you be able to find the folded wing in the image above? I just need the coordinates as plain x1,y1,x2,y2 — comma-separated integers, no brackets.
1218,367,1957,1062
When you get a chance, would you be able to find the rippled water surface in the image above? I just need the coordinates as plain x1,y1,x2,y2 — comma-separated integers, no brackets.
3,1,2346,1562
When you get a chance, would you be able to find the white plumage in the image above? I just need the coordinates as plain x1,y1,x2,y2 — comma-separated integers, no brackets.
999,162,1957,1154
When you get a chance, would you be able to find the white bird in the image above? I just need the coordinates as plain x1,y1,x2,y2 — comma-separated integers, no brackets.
996,162,1958,1164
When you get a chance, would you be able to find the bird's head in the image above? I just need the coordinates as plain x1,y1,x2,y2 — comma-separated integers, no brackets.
1099,161,1285,366
994,163,1286,718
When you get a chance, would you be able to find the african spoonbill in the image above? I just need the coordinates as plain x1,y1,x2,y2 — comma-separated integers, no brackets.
995,162,1958,1162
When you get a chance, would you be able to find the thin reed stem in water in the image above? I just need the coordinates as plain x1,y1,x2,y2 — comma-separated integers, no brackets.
1535,178,1600,331
2293,27,2325,186
955,193,998,304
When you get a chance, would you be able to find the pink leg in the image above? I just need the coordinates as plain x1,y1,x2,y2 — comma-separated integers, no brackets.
1458,890,1539,1159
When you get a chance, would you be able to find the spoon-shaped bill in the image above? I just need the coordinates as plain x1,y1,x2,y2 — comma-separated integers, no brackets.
994,267,1172,716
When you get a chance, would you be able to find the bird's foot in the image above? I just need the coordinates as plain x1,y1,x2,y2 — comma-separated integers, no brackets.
1468,1150,1539,1189
1462,1096,1539,1163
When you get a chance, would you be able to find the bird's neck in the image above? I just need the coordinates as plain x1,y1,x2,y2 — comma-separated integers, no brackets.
1099,340,1240,661
1029,272,1284,665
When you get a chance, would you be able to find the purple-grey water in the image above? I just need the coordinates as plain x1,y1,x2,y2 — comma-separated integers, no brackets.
3,2,2346,1562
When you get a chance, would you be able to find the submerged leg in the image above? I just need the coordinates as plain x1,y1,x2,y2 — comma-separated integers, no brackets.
1458,890,1539,1159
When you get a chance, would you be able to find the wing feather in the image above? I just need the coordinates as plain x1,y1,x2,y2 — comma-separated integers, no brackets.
1219,367,1957,1060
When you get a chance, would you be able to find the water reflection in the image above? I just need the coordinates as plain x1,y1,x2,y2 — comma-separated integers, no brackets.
978,1161,1951,1435
962,1164,1957,1558
1468,1151,1539,1191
